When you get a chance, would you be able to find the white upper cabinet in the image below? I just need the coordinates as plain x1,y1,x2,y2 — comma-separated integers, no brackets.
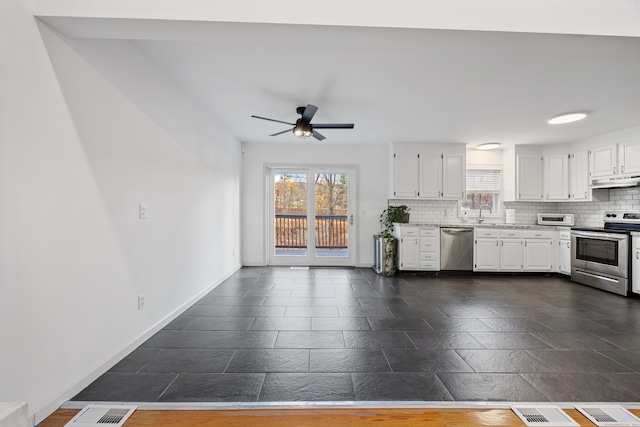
590,144,618,178
517,155,543,200
418,153,442,198
393,152,418,198
569,150,589,200
544,154,569,200
619,139,640,176
393,143,466,200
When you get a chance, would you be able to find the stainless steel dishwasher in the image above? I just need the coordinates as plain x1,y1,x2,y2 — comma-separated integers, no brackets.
440,227,474,270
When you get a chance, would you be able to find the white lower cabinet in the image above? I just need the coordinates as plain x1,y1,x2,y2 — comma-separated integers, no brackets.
632,234,639,295
394,225,440,271
558,229,571,275
474,228,555,272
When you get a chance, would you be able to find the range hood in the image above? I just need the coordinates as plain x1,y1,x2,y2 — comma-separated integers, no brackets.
590,175,640,189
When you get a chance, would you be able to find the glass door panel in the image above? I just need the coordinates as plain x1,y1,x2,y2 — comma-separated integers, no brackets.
314,173,349,259
273,172,308,259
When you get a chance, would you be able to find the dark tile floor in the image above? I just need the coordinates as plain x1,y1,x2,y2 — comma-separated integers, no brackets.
73,267,640,403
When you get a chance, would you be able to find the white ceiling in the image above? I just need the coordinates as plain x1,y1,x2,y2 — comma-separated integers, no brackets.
39,18,640,147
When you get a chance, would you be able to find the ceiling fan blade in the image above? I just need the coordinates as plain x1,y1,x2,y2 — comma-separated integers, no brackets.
251,115,295,126
301,104,318,122
312,130,326,141
312,123,355,129
269,128,293,137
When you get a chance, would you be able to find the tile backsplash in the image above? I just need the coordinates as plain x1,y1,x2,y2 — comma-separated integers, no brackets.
390,187,640,227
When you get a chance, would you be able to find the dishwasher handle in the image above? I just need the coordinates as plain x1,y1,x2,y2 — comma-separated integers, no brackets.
441,228,473,235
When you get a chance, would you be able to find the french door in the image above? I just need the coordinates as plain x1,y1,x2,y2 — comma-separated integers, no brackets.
268,167,356,266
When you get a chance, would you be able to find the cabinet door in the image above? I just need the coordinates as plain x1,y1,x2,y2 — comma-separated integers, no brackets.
619,139,640,176
394,153,418,197
499,239,523,271
398,236,419,270
570,151,589,200
441,153,465,199
523,239,553,271
590,145,617,178
559,240,571,275
633,236,640,294
544,154,569,200
418,154,441,198
517,156,542,200
474,238,500,271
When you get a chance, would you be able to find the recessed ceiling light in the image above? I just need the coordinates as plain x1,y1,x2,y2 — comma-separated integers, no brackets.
548,112,587,125
477,143,501,150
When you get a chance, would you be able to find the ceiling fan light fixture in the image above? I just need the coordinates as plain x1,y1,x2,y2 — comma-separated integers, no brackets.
293,120,313,139
477,142,501,150
548,112,588,125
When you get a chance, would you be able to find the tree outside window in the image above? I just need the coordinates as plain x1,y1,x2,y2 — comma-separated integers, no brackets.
459,168,502,216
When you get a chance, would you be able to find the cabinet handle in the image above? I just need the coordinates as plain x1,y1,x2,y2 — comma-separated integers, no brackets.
496,241,499,246
621,165,625,173
567,242,570,248
501,241,504,246
613,166,616,174
637,251,639,260
524,241,527,247
518,193,521,199
584,191,587,198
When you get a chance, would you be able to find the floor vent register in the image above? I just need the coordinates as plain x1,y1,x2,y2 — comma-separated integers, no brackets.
511,405,579,427
575,405,640,426
64,405,137,427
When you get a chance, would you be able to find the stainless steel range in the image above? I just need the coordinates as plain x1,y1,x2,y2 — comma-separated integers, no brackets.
571,210,640,296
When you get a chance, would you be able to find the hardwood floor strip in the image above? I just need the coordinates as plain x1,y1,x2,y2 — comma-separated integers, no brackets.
37,407,640,427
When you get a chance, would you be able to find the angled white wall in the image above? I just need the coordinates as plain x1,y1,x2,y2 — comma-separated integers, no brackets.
0,1,242,424
242,142,391,267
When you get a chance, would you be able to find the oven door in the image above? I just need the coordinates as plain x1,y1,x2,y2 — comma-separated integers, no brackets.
571,230,628,279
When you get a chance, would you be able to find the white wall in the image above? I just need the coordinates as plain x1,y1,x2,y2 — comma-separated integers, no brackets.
0,2,242,424
242,143,390,267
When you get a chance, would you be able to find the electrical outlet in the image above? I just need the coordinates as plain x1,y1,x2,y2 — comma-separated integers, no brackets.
139,203,148,219
138,294,146,310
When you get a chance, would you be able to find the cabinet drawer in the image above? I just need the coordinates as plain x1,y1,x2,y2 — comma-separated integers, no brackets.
419,253,439,262
419,261,439,270
420,237,439,251
420,227,439,237
398,226,419,236
475,229,499,238
522,230,552,239
499,230,523,238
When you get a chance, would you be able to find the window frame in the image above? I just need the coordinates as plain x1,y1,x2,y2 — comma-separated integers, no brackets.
458,163,503,218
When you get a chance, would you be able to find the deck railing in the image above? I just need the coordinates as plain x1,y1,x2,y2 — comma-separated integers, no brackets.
275,214,348,249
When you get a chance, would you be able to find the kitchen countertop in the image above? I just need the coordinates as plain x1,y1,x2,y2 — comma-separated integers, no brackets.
394,223,566,230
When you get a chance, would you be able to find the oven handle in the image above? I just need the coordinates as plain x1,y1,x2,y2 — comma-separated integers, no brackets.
571,230,629,241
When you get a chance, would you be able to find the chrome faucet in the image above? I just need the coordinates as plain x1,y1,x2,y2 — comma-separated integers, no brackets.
478,205,492,223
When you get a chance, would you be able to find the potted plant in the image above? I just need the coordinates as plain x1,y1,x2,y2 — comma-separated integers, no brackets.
377,205,410,276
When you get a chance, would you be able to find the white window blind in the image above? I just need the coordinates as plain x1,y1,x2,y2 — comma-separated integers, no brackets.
466,169,501,192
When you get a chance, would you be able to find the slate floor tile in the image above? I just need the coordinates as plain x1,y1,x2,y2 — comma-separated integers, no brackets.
109,348,161,373
249,317,311,331
383,349,473,373
527,349,634,373
285,306,339,318
601,373,640,397
407,332,485,350
368,318,435,331
310,349,391,373
73,372,177,401
352,372,453,401
158,373,265,402
343,331,415,349
337,306,394,318
479,318,552,332
185,317,254,331
311,317,371,331
596,350,640,372
139,348,235,373
275,331,345,348
225,349,309,373
520,373,635,402
530,332,624,350
592,332,640,350
425,318,495,332
437,373,549,401
259,373,354,401
456,350,553,373
468,332,552,350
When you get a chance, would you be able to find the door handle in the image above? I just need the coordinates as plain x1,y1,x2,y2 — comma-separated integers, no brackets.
350,214,353,225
